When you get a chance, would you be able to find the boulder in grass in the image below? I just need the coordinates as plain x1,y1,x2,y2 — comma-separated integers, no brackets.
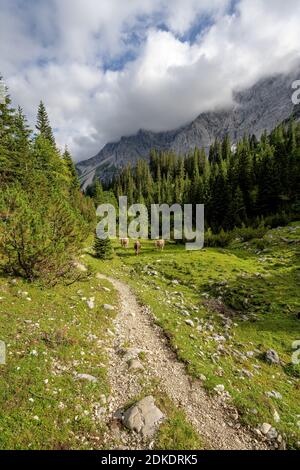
103,304,115,311
123,396,164,438
264,349,280,365
75,373,98,383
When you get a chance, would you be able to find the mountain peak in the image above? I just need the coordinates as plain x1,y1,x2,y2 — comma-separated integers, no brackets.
77,68,300,190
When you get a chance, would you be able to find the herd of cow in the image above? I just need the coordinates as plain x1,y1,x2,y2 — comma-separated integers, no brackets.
120,238,165,255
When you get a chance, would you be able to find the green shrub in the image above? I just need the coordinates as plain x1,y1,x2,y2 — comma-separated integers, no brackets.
252,238,269,250
205,228,234,248
0,185,84,282
235,226,267,242
264,212,291,229
284,363,300,378
94,234,113,260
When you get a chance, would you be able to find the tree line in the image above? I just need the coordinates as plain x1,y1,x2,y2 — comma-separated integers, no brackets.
98,120,300,234
0,79,95,282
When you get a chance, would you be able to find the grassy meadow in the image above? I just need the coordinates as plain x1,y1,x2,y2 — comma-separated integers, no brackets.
89,222,300,449
0,222,299,449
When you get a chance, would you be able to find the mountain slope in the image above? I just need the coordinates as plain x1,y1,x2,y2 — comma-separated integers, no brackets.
77,68,300,189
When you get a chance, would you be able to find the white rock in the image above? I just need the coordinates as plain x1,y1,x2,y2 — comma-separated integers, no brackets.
261,423,272,435
122,348,144,362
103,304,115,311
273,410,280,423
74,262,88,272
123,396,164,438
267,427,278,440
264,349,280,365
128,359,144,372
185,319,194,327
214,384,225,393
87,297,95,309
75,373,98,383
266,391,282,400
213,334,226,342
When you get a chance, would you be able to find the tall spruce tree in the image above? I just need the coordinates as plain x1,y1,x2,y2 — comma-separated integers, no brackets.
94,233,113,260
0,78,16,185
63,146,80,191
36,101,56,147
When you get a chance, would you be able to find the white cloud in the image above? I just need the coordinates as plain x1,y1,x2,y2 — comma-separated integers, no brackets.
0,0,300,161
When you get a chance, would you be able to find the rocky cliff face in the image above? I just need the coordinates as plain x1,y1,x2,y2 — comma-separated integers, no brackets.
76,68,300,189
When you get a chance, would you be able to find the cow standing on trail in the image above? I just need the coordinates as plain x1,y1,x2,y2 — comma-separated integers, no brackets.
134,241,141,256
120,238,129,248
155,239,165,251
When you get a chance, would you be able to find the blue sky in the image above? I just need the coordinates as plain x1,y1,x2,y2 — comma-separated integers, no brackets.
0,0,299,161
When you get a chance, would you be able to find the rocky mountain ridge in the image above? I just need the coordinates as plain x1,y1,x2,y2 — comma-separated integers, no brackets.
76,67,300,189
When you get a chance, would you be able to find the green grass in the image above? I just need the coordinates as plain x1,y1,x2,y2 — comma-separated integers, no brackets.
1,222,299,450
0,257,204,450
0,271,117,450
90,223,300,449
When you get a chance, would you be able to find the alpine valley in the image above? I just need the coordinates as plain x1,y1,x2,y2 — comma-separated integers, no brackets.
76,67,300,189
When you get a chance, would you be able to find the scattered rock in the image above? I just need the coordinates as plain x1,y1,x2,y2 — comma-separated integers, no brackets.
264,349,280,365
241,368,253,379
261,423,272,435
266,391,282,400
74,262,88,272
213,334,226,343
185,319,194,327
102,287,111,292
122,348,144,362
103,304,115,311
123,396,164,438
273,410,280,423
75,373,98,383
214,384,225,394
87,297,95,309
267,427,278,440
181,310,190,317
128,358,144,372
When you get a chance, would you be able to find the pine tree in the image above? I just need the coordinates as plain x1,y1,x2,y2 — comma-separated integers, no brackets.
94,234,113,259
222,134,231,162
0,78,16,185
13,106,33,180
93,179,104,206
36,101,56,147
63,146,80,190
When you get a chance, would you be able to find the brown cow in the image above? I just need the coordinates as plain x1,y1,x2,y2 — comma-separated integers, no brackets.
134,240,141,256
120,238,129,248
155,239,165,251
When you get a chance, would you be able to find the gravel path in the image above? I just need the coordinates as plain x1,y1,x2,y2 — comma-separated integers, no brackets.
98,273,267,450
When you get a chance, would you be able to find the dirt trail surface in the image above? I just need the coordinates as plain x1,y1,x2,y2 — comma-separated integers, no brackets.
98,273,267,450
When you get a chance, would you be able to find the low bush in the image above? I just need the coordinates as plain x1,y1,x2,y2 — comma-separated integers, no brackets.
94,234,114,260
264,212,291,229
0,184,85,282
235,226,267,242
252,238,269,251
205,228,234,248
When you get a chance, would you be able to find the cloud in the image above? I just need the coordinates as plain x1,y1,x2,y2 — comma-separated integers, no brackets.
0,0,300,161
